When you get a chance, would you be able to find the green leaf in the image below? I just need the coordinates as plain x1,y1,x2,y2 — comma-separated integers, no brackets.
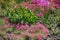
7,27,13,32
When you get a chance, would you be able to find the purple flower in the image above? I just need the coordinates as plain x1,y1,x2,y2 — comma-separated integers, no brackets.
33,0,50,7
55,3,60,8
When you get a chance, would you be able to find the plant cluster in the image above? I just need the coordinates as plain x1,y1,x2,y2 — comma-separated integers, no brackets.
6,6,38,24
0,0,60,40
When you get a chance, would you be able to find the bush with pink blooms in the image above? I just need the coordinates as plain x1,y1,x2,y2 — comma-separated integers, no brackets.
0,0,60,40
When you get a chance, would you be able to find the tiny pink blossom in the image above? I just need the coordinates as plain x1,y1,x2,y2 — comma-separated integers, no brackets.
15,34,22,38
2,25,8,28
16,25,25,30
36,13,43,17
16,24,29,30
2,23,12,28
2,18,9,23
44,33,48,37
29,25,35,32
37,34,42,40
23,30,29,36
43,28,49,33
36,23,45,29
55,4,60,8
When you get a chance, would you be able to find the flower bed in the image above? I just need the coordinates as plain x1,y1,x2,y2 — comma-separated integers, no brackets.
0,0,60,40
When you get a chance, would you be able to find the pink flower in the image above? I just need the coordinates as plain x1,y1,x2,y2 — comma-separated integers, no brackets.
44,33,48,37
27,4,38,10
43,28,49,37
2,18,9,23
36,23,49,32
43,28,49,33
16,23,29,30
55,4,60,8
50,0,60,8
36,23,45,29
23,30,33,37
2,25,8,28
36,23,49,37
2,23,13,28
7,33,15,39
38,0,50,6
36,13,43,17
16,23,49,39
15,34,22,38
23,30,28,34
21,2,29,8
37,34,42,40
27,4,33,9
17,25,25,30
29,25,35,32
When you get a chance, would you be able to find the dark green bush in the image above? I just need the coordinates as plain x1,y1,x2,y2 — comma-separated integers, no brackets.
6,6,38,24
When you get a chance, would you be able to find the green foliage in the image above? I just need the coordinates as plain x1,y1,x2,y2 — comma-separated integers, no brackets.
7,27,13,32
0,0,15,9
54,9,60,22
15,0,24,4
6,6,38,24
38,9,60,36
0,18,3,26
0,18,4,26
39,10,51,24
44,11,60,36
15,0,30,4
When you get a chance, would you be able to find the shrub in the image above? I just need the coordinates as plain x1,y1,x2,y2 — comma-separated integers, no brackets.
6,6,38,24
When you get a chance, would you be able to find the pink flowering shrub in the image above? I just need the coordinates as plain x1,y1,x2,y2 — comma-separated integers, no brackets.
16,23,49,40
1,19,49,40
13,0,53,17
1,17,49,40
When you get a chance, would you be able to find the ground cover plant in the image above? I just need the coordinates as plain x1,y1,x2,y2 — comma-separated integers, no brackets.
0,0,60,40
